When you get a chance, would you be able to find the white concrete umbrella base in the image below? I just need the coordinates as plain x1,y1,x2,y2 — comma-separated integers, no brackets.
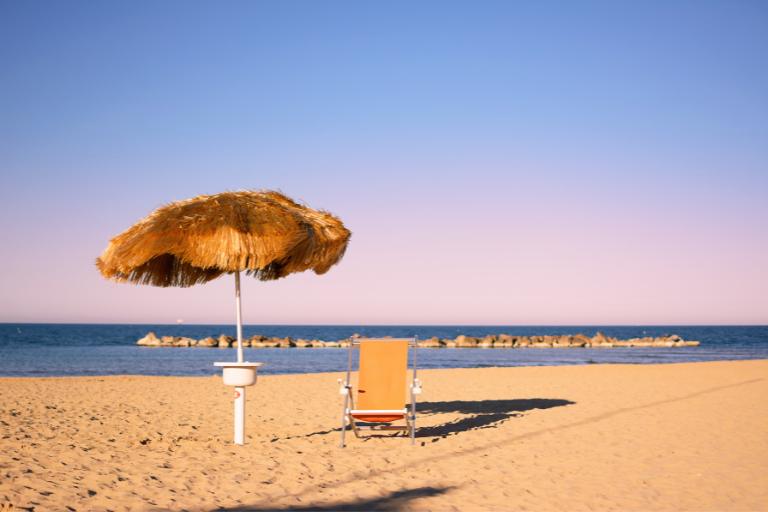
214,362,263,445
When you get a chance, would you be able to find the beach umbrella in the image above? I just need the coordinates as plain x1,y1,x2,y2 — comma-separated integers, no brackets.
96,190,351,443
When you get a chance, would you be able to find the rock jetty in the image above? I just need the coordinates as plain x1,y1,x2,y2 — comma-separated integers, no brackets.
136,332,700,348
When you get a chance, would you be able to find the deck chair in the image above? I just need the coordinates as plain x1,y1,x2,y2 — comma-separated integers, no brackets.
338,337,422,447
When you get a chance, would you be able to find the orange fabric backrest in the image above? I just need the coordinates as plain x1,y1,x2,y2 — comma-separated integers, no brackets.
356,339,409,411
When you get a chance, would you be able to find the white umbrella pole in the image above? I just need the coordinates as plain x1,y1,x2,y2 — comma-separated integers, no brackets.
234,271,245,445
234,387,245,445
235,271,244,363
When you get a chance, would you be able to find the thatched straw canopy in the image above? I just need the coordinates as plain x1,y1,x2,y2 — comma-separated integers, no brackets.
96,190,351,287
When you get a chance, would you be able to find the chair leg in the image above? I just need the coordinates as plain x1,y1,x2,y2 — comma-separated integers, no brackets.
350,417,361,438
340,393,349,448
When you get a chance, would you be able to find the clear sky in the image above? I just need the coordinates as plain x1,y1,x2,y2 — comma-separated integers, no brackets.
1,1,766,325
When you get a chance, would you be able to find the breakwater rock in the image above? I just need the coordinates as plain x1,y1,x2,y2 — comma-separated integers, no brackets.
136,332,700,348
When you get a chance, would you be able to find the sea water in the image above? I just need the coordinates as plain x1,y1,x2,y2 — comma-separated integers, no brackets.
0,324,766,377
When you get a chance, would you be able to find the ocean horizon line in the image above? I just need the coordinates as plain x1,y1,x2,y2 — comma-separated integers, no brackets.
3,321,768,328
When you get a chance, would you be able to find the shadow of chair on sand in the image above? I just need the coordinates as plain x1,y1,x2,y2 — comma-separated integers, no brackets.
211,486,454,511
416,398,575,439
278,398,574,442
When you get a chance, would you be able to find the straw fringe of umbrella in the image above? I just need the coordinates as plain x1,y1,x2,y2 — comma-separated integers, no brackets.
96,190,351,287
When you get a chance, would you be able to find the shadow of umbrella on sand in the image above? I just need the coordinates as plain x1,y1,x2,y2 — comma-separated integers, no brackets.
96,190,351,444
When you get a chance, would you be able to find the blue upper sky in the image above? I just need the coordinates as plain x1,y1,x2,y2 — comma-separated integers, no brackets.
3,1,766,190
1,1,766,324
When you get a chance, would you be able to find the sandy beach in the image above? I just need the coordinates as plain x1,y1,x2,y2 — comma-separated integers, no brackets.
2,359,767,511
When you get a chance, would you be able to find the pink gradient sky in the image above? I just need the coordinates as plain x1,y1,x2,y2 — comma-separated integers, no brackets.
1,2,766,324
2,154,766,325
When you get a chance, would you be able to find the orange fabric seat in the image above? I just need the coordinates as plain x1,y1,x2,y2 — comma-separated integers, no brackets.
355,339,409,420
